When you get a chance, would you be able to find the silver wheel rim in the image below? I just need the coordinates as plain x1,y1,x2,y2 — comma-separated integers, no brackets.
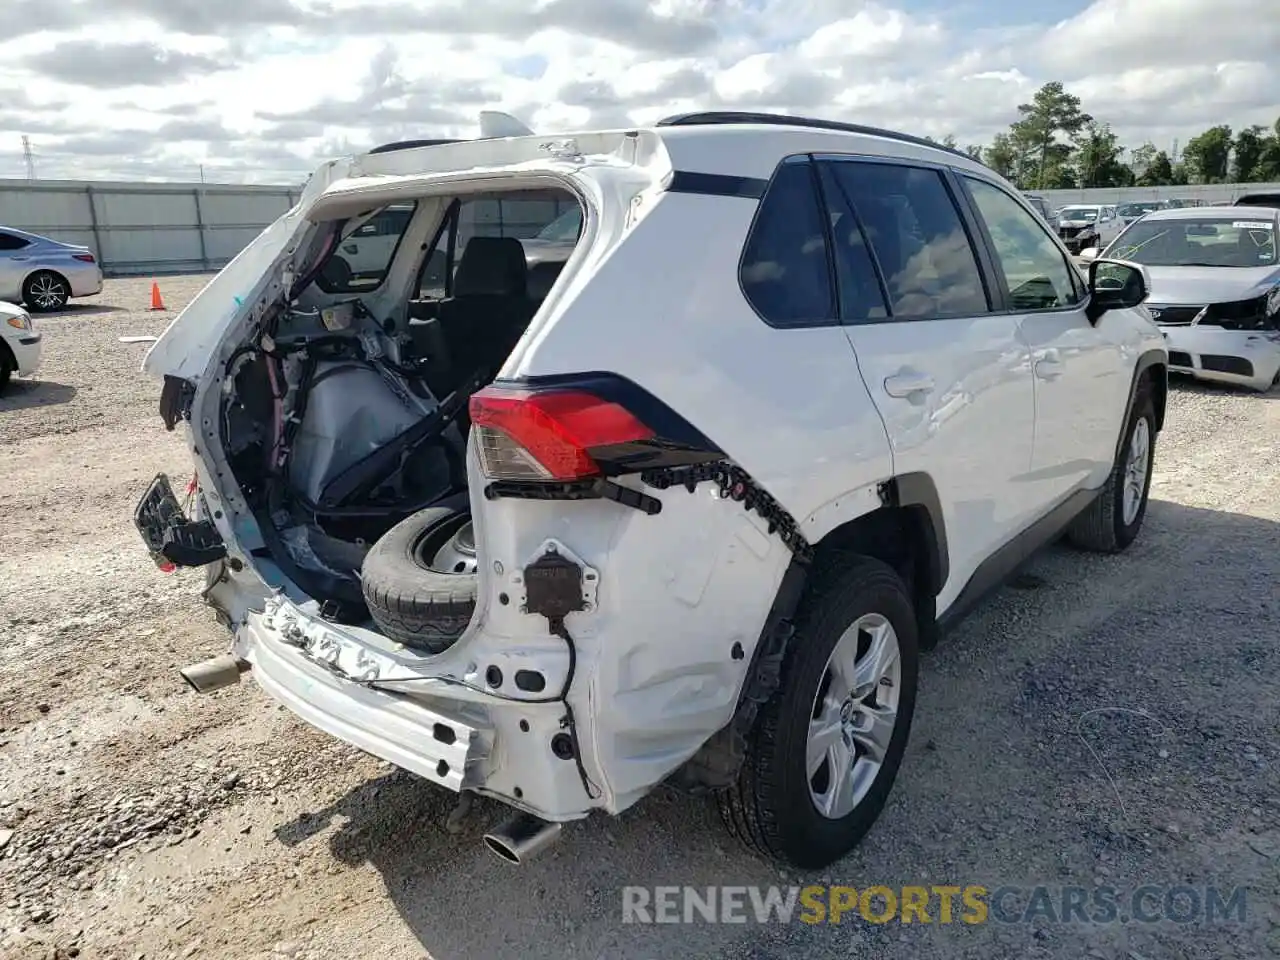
429,521,477,575
807,612,901,820
30,275,66,310
1122,417,1150,526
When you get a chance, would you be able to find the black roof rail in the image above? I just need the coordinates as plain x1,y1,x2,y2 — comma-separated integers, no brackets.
655,111,972,161
367,138,467,155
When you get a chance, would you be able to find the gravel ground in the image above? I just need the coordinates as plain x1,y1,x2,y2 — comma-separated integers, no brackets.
1,276,1278,960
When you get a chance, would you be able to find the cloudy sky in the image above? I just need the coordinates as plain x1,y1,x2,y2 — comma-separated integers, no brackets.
1,0,1276,185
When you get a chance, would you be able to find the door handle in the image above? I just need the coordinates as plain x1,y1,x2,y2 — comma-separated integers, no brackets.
1034,349,1064,380
883,370,935,398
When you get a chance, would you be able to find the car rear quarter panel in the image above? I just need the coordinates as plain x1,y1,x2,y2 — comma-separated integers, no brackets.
484,189,895,809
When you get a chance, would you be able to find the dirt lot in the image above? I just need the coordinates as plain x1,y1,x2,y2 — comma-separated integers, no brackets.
1,276,1278,960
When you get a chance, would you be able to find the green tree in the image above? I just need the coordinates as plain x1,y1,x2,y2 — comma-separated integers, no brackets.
1231,125,1267,181
964,143,984,161
1075,122,1132,187
1253,117,1280,181
1181,125,1232,182
983,133,1018,180
1009,81,1092,189
1136,150,1174,186
1129,142,1157,182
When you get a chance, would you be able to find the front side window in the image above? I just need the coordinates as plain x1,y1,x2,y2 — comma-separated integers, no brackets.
739,158,835,326
1107,217,1277,268
317,201,417,293
821,160,989,320
967,178,1082,310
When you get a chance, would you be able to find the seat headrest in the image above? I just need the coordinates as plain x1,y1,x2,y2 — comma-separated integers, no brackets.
453,236,528,297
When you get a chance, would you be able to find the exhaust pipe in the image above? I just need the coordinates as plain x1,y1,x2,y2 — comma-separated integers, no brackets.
482,813,563,864
180,655,250,694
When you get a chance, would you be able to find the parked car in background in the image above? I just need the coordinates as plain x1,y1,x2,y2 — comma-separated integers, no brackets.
0,301,41,390
1234,192,1280,208
1023,194,1060,231
1085,205,1280,391
0,227,104,313
1117,200,1167,224
1057,204,1123,254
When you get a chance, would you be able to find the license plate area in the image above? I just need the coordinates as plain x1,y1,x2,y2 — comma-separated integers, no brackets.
134,473,227,568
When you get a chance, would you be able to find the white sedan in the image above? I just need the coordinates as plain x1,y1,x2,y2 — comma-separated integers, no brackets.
1084,205,1280,392
0,300,42,391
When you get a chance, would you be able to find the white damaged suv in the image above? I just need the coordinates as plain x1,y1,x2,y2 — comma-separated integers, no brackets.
135,112,1168,869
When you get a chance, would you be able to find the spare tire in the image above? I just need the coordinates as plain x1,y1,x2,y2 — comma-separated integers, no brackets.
361,504,478,653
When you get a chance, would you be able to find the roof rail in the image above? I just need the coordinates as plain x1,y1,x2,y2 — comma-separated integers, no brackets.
367,138,466,155
656,111,972,161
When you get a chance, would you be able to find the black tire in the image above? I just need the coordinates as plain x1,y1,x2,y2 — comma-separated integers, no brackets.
23,270,70,313
1066,381,1156,553
360,504,477,653
718,555,920,869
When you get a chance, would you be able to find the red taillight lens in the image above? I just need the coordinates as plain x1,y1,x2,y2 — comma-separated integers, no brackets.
73,253,95,263
468,386,654,481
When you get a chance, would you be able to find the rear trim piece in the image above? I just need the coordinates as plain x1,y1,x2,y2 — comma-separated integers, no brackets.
665,170,768,200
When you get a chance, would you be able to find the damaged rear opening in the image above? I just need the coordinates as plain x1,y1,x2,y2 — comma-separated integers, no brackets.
218,183,585,634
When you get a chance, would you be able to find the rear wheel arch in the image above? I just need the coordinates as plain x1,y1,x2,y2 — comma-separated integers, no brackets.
813,473,948,601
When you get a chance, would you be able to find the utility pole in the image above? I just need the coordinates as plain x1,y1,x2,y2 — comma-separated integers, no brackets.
21,136,36,179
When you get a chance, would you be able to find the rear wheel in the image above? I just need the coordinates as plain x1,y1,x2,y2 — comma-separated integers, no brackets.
718,555,919,868
23,271,69,313
361,504,479,653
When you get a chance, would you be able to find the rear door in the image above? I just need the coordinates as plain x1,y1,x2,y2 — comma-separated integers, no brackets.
815,157,1036,608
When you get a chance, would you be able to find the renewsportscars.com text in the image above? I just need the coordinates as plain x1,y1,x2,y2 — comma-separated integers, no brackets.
621,884,1247,926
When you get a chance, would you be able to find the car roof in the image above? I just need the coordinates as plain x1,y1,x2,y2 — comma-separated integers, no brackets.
0,226,53,243
1139,204,1280,221
361,112,995,185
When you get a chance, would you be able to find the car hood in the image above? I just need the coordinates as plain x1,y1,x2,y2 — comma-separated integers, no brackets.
1142,264,1280,305
0,300,26,321
1060,218,1097,227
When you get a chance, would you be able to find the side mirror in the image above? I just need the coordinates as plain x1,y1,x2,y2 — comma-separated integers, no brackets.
1087,258,1148,324
1078,247,1100,263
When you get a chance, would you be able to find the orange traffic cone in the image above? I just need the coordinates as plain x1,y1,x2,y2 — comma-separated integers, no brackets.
149,281,166,311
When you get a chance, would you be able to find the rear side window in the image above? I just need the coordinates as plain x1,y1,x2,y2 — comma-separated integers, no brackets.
0,232,31,251
739,159,835,327
820,161,989,320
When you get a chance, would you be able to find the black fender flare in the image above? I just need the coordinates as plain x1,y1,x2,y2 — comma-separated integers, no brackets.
1114,349,1167,464
880,471,949,598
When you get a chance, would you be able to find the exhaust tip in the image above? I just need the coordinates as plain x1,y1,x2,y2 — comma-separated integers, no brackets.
481,813,563,865
179,655,249,694
482,834,523,864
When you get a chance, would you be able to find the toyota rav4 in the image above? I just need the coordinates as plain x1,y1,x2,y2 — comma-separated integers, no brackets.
134,112,1167,869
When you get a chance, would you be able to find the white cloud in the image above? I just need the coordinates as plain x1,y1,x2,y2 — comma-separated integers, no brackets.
0,0,1275,183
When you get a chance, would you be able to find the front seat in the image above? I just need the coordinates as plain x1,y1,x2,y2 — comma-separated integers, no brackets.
430,237,534,395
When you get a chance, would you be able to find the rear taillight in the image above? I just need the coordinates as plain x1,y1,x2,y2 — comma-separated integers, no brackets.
469,386,654,481
73,253,95,263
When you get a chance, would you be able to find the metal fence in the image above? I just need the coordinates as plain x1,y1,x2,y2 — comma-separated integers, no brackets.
1036,182,1280,207
0,179,302,277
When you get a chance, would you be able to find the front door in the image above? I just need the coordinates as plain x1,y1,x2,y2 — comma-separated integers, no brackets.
959,176,1127,501
815,157,1036,610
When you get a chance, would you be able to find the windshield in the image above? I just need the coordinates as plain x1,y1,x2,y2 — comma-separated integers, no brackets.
1106,217,1278,267
1060,207,1098,222
1118,202,1159,217
534,206,582,242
